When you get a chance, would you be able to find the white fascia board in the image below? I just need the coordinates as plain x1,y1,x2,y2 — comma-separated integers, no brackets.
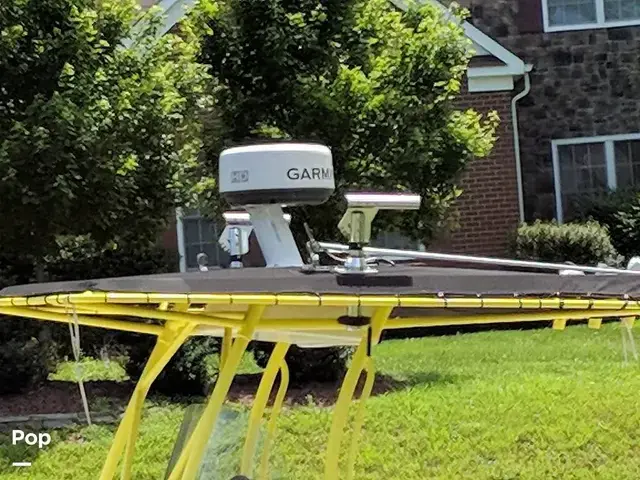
467,64,528,78
467,75,514,92
461,22,526,75
470,40,490,56
154,0,197,37
123,0,196,48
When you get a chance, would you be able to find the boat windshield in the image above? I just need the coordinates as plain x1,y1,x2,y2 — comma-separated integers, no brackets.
166,404,275,480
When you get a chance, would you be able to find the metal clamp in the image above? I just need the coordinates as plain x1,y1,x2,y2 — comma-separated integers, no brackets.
334,193,420,274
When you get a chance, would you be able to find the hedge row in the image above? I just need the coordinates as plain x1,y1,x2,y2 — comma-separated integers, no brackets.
512,220,619,266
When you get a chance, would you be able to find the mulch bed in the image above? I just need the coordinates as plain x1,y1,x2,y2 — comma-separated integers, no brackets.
0,374,405,417
226,373,405,407
0,381,134,416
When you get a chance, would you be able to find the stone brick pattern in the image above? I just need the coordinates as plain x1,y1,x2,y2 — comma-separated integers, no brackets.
460,0,640,221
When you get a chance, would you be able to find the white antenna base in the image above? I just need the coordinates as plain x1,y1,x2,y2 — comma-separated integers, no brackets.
245,205,303,267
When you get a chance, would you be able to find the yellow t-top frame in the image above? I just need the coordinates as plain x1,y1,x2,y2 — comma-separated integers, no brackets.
0,291,637,479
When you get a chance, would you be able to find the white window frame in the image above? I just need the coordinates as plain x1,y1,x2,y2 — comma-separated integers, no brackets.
552,132,640,222
542,0,640,32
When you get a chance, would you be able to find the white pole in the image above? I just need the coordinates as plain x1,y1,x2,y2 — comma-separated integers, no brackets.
318,242,640,276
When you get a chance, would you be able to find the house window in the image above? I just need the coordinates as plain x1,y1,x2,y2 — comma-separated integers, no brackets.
605,0,640,20
543,0,640,31
614,139,640,188
552,134,640,221
179,210,229,271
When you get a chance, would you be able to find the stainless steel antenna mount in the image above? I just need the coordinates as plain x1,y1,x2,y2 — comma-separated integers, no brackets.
334,193,421,274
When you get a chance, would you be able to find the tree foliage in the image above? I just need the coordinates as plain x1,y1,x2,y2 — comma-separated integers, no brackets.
0,0,210,261
189,0,498,244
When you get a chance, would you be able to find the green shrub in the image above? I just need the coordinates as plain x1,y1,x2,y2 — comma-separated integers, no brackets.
0,257,54,393
43,240,179,361
512,220,619,265
0,339,51,394
125,336,220,395
573,189,640,261
0,238,179,394
0,317,55,394
251,343,352,385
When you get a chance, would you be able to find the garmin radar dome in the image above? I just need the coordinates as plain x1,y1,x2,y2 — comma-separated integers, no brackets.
219,143,334,206
218,143,334,268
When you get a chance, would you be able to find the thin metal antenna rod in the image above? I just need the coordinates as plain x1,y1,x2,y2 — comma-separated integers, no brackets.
317,242,640,276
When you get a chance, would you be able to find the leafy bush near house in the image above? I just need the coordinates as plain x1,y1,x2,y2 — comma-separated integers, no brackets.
0,0,207,394
251,343,352,385
0,338,52,394
512,220,619,265
43,238,179,361
573,189,640,261
124,335,220,396
0,260,53,394
0,316,57,394
190,0,499,246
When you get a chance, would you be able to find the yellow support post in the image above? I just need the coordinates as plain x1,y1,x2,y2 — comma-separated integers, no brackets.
323,307,392,480
553,319,567,330
220,327,233,369
588,318,603,329
241,342,290,476
258,360,290,480
120,391,145,480
324,337,368,479
345,357,375,480
167,305,265,480
99,321,195,480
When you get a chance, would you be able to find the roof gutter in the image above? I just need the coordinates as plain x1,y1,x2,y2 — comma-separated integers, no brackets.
511,65,533,224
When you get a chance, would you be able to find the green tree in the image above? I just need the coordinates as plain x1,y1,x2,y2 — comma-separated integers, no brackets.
0,0,210,270
189,0,498,245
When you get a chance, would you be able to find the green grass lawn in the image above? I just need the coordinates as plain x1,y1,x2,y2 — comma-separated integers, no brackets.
3,324,640,479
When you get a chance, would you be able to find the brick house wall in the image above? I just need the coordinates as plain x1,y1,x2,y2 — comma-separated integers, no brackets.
433,84,520,256
162,218,178,251
459,0,640,221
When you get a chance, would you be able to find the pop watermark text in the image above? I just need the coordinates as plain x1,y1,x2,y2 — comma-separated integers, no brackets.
12,429,51,449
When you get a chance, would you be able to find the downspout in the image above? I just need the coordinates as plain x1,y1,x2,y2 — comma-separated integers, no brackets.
511,65,533,224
